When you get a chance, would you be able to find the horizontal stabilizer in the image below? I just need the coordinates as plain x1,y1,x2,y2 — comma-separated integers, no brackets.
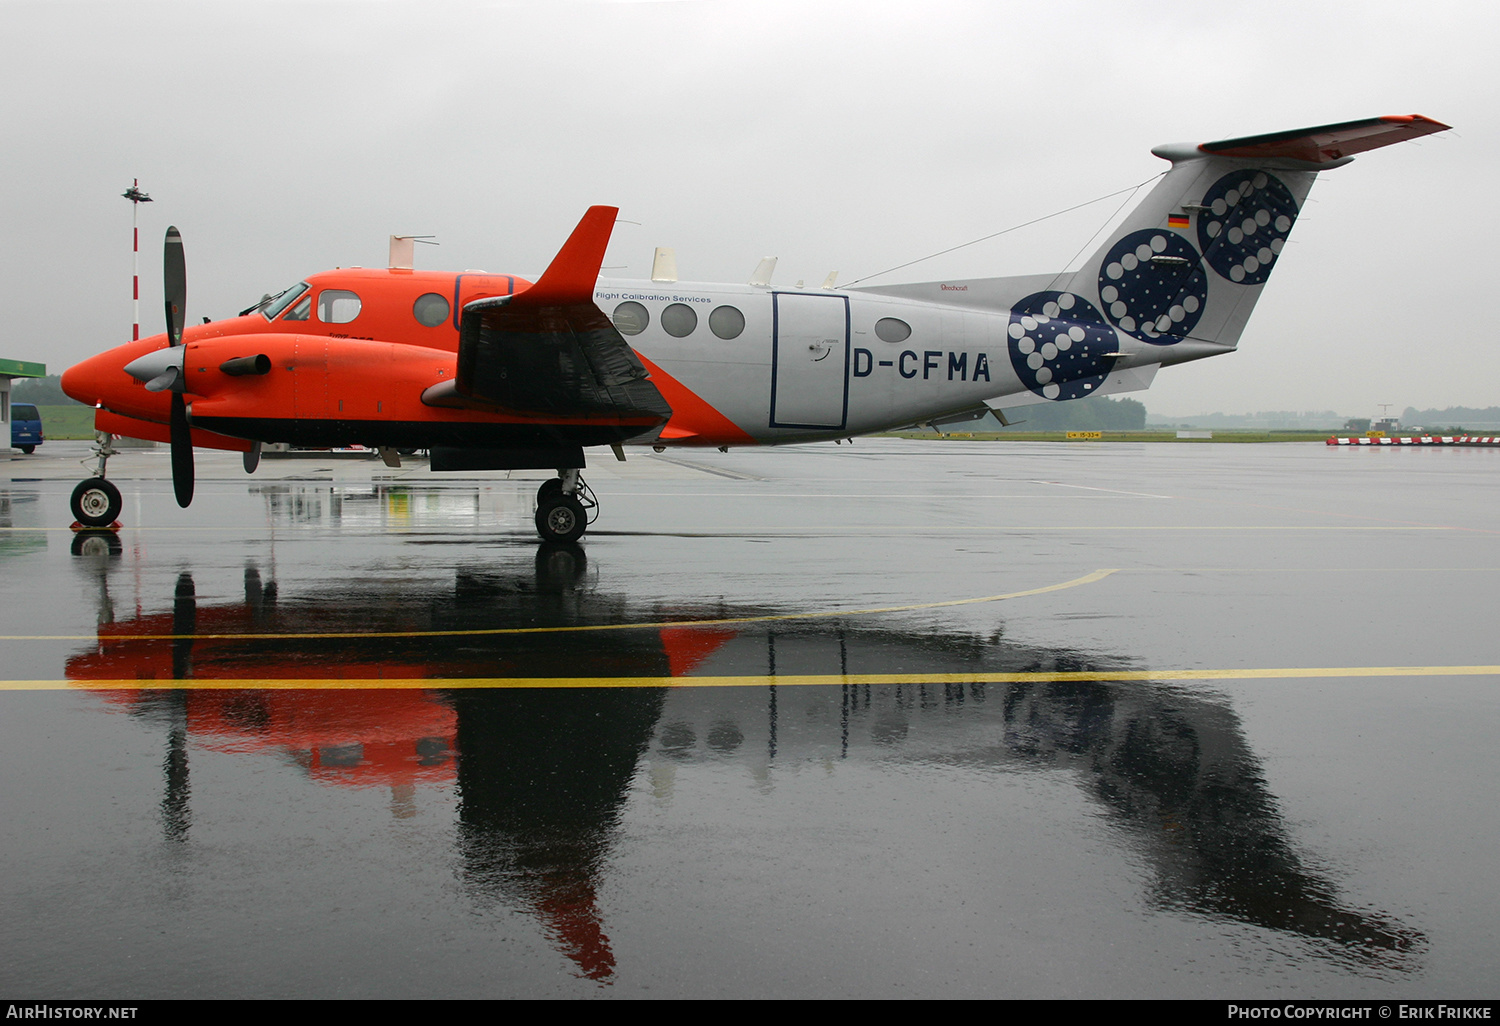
926,405,993,431
1199,114,1449,164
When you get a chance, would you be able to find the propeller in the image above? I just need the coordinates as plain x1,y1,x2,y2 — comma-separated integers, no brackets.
163,226,193,508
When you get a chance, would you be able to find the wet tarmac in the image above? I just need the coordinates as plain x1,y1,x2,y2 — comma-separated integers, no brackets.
1,438,1497,998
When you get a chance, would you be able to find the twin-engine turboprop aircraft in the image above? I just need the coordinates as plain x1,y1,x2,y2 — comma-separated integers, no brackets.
63,114,1448,542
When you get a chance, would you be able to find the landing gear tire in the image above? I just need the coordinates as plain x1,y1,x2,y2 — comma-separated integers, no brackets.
535,542,587,591
71,478,122,528
537,478,563,502
19,445,34,455
71,531,122,557
535,494,586,543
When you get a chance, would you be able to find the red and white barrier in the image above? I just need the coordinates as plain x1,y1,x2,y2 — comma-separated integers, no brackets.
1327,435,1500,446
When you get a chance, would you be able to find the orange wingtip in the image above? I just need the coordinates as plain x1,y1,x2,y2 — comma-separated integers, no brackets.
1379,114,1452,129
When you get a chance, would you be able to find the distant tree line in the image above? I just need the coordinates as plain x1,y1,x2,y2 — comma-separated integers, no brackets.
11,375,77,405
1145,409,1346,430
1400,406,1500,431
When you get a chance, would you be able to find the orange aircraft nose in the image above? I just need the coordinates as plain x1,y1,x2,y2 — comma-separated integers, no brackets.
62,335,170,409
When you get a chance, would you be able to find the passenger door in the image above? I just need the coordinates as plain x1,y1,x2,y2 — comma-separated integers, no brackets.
770,293,849,430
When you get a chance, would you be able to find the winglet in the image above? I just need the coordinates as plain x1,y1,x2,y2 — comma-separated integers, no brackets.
515,205,619,305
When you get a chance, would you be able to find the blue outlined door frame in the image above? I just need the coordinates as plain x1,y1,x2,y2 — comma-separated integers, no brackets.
769,292,850,431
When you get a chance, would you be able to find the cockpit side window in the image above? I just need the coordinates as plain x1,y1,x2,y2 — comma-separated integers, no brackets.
260,282,310,321
283,295,312,321
318,290,362,324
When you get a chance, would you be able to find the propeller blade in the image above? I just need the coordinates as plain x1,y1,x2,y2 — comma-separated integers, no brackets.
165,572,195,841
164,226,186,347
170,392,194,507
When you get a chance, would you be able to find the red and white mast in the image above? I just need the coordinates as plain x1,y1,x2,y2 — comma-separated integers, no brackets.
122,180,152,340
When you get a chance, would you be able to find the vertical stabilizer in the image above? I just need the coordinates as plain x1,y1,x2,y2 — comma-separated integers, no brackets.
1055,154,1317,355
1057,115,1449,354
986,116,1447,403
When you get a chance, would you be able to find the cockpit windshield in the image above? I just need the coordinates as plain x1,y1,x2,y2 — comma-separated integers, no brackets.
248,282,311,321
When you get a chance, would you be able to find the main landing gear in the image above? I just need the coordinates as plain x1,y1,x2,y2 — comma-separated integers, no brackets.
534,468,597,544
71,431,124,529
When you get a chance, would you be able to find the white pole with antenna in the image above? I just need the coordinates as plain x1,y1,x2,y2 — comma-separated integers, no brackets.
122,180,152,340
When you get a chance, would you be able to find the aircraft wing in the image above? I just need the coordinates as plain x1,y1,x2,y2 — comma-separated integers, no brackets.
447,206,673,428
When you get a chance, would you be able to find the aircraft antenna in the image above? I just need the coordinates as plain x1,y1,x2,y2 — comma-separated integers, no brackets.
842,171,1165,287
122,180,153,340
389,235,437,271
1043,176,1155,293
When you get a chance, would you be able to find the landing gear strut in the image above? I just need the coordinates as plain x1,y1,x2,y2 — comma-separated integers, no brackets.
71,431,123,528
534,468,597,543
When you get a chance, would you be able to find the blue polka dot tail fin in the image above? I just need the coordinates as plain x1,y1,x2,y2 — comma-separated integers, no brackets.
1060,115,1452,365
856,115,1446,408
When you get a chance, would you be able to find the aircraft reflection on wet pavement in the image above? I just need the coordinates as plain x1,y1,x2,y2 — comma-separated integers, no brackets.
247,481,520,532
65,546,1421,981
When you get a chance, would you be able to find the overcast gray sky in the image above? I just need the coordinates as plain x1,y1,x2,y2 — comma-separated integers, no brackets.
1,0,1491,416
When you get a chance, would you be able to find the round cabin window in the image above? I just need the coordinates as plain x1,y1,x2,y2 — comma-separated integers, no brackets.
709,305,745,339
874,317,911,343
661,303,698,338
613,301,649,336
413,293,450,327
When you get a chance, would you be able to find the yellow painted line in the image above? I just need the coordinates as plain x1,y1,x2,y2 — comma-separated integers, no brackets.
6,665,1499,691
913,526,1479,532
0,568,1118,642
1129,567,1500,572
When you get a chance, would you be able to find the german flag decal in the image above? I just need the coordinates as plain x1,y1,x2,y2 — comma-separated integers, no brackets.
1167,213,1190,229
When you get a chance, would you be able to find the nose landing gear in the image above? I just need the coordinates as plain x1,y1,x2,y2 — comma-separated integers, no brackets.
71,431,124,529
72,478,123,528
